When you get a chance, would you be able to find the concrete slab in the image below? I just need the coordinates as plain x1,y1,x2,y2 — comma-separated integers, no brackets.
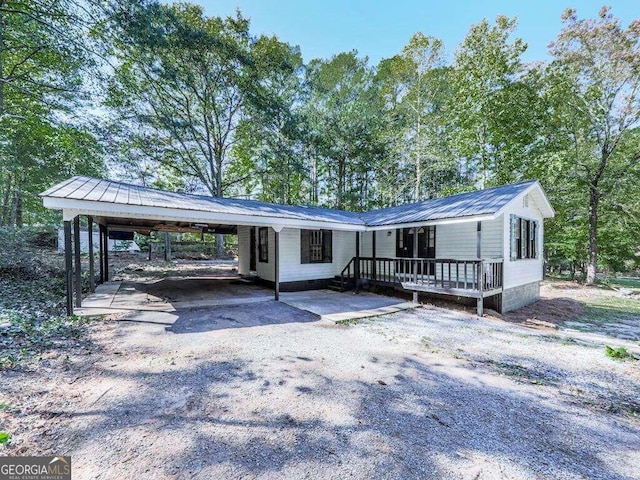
117,301,319,333
279,289,415,321
76,277,274,317
77,278,413,324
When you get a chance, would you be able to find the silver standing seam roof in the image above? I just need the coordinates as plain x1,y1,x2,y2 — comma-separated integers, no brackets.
41,176,539,227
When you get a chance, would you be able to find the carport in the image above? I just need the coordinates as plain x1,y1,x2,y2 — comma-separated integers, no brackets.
41,176,364,316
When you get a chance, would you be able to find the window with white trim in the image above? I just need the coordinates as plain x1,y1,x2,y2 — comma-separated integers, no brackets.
510,215,538,260
300,229,332,264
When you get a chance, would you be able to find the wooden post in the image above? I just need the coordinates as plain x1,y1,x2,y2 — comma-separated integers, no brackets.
164,232,171,261
73,216,82,308
412,227,419,303
64,220,73,316
274,228,280,301
98,224,104,284
477,264,484,317
103,225,109,282
477,221,483,316
355,232,360,293
87,216,95,292
372,230,377,282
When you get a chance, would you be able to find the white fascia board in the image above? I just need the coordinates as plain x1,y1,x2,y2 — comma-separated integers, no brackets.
495,182,555,219
44,197,366,232
363,213,497,231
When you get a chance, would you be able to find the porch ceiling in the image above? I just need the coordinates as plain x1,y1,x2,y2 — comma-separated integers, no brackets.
94,216,238,236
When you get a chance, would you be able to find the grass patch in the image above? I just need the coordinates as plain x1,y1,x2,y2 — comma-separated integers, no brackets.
604,346,637,360
580,295,640,326
600,277,640,289
335,318,359,326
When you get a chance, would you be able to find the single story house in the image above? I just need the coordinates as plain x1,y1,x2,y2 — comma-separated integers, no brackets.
41,176,554,316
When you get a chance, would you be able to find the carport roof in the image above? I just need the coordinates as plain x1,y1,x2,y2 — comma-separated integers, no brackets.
41,176,365,226
41,176,553,229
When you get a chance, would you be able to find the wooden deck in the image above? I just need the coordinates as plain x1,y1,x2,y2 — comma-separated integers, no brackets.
340,256,504,313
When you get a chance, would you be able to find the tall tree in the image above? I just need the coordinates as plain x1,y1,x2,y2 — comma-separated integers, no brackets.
377,33,455,202
304,52,386,210
229,36,306,204
546,7,640,283
448,15,531,187
0,0,105,225
105,2,293,253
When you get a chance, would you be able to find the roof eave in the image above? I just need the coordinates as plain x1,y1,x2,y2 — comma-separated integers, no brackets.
43,196,367,231
363,212,498,231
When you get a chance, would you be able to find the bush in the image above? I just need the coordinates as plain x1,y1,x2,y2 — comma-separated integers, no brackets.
0,227,64,281
605,346,634,360
0,310,89,370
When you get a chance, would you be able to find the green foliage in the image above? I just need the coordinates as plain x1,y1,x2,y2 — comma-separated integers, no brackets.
604,346,633,360
0,309,89,370
0,0,106,227
2,0,639,276
0,432,10,444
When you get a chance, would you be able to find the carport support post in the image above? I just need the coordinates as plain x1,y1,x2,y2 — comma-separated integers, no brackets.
477,221,483,317
273,226,282,301
372,231,377,282
412,227,418,304
98,224,104,284
103,225,109,282
63,220,73,316
73,216,82,308
354,232,360,293
88,216,95,292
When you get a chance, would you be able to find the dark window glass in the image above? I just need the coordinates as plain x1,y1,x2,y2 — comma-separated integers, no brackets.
258,227,268,262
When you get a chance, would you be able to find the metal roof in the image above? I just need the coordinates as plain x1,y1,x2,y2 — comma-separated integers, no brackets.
41,176,365,225
361,180,539,226
41,176,544,227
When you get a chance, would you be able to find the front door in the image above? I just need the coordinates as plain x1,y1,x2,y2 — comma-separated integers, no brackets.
249,227,257,271
396,227,436,274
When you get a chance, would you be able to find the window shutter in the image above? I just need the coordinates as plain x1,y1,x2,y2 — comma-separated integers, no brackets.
323,230,333,263
510,215,518,261
532,221,538,259
520,219,527,259
300,230,310,264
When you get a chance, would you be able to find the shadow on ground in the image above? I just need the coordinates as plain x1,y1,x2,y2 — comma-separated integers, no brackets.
165,301,319,334
50,348,638,479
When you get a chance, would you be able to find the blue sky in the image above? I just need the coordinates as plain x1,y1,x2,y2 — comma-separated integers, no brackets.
187,0,638,64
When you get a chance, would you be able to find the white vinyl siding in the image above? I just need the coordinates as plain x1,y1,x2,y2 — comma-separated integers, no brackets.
255,228,276,282
434,218,503,259
502,193,545,289
237,225,251,275
361,230,396,258
277,228,356,282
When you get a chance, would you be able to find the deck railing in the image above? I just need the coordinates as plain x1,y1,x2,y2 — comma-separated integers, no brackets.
393,257,503,295
341,256,503,296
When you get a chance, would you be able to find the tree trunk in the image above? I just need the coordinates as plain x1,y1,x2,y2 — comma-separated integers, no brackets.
586,186,599,285
337,158,345,209
1,175,12,226
214,152,225,258
15,193,22,227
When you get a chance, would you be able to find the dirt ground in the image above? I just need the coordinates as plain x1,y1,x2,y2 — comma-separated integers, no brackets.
1,261,639,479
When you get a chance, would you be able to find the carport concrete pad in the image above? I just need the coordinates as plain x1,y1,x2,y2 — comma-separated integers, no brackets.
118,301,319,334
279,289,413,319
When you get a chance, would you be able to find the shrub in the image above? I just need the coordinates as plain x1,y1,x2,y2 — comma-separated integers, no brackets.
605,346,633,360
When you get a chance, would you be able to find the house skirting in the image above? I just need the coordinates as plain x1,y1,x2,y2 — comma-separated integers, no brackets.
501,281,540,313
256,278,331,292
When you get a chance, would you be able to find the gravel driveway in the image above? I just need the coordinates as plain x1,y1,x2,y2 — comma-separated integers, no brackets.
6,302,640,479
